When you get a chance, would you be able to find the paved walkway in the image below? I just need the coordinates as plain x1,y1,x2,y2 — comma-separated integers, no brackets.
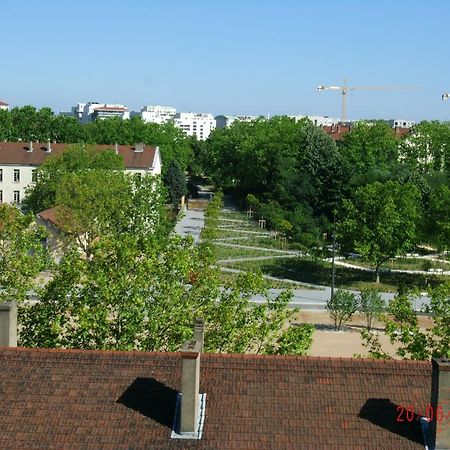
174,208,205,243
175,198,432,311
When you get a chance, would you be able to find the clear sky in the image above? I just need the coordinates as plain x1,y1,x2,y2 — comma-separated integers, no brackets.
1,0,450,121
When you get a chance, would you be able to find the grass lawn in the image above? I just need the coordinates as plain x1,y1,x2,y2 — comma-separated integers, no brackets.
223,256,447,292
214,244,291,260
343,256,450,272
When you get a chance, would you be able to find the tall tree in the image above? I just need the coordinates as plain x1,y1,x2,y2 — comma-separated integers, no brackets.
163,160,186,208
0,204,48,303
339,181,422,282
24,144,125,213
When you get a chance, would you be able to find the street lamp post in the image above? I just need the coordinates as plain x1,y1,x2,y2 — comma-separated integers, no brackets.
331,210,336,300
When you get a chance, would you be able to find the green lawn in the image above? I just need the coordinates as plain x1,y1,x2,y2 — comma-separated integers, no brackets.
214,245,291,260
343,256,450,272
222,256,447,293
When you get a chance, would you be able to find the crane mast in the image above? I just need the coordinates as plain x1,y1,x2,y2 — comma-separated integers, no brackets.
318,80,418,124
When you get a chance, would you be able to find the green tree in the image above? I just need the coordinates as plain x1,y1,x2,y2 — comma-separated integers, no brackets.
24,144,125,213
426,184,450,251
339,181,422,282
54,170,168,257
399,121,450,176
163,160,187,208
326,289,357,331
339,121,402,187
358,289,385,331
0,204,48,303
360,285,450,360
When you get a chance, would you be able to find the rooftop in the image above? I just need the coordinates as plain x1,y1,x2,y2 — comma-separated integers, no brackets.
0,142,158,170
0,347,431,449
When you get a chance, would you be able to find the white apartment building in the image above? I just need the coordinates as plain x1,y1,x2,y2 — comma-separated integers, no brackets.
289,115,339,127
173,112,216,140
388,119,416,128
0,142,161,205
0,100,9,111
134,105,177,124
68,102,130,123
215,115,259,129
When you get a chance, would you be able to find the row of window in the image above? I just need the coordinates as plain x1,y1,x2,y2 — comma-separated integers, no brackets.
0,169,37,183
0,190,20,203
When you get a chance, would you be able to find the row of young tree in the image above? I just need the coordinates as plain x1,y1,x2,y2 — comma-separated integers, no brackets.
198,117,450,277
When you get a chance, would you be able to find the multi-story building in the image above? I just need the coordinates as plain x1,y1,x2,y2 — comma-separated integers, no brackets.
388,119,416,128
0,142,161,205
0,100,9,111
173,112,216,140
289,115,339,126
67,102,130,123
133,105,177,124
215,114,259,129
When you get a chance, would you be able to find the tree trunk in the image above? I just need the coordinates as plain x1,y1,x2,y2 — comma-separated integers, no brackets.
375,265,380,283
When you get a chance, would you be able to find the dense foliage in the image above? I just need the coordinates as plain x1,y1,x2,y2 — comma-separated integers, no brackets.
16,167,313,355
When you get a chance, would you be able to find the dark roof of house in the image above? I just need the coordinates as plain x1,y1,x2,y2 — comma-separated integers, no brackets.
0,142,158,169
0,100,8,106
0,347,431,449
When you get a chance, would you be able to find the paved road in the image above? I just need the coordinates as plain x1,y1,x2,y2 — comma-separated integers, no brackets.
174,208,205,244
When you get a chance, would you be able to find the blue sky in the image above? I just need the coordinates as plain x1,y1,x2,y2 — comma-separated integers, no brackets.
1,0,450,121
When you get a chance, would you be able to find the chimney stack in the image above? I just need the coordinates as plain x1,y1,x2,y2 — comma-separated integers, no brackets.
0,302,17,347
114,143,119,155
46,140,52,153
430,358,450,449
172,318,206,439
27,141,33,152
134,142,145,153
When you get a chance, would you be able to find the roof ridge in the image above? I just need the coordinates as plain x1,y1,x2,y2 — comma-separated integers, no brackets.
0,346,432,365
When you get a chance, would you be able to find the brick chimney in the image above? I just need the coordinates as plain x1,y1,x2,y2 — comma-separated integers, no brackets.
430,358,450,449
172,318,206,439
0,302,17,347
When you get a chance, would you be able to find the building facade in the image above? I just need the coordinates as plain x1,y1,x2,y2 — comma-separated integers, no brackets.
134,105,177,124
388,119,416,128
215,114,259,129
173,112,216,140
0,142,161,205
67,102,130,123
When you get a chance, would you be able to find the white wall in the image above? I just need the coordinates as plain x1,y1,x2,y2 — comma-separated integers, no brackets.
173,112,216,140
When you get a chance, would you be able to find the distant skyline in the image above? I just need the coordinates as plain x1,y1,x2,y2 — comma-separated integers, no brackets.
1,0,450,121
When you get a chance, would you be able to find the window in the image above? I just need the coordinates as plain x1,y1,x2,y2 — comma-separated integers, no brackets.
0,190,2,203
14,169,20,182
13,190,20,204
32,169,37,182
0,169,2,182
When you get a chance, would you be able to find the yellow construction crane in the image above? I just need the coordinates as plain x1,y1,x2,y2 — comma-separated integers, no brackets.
318,79,418,124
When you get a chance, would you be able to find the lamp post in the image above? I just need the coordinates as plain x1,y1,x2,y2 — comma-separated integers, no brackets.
331,210,337,300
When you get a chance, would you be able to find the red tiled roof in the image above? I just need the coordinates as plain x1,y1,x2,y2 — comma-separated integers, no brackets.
0,142,157,169
322,125,412,141
37,206,63,229
0,347,431,449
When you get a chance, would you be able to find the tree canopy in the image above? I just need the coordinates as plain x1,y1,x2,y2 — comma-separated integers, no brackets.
338,181,422,282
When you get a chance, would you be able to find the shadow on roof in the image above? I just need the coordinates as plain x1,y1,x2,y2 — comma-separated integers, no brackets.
116,377,178,429
358,398,424,445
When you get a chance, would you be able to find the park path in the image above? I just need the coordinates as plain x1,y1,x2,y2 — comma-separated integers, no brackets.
175,195,432,311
